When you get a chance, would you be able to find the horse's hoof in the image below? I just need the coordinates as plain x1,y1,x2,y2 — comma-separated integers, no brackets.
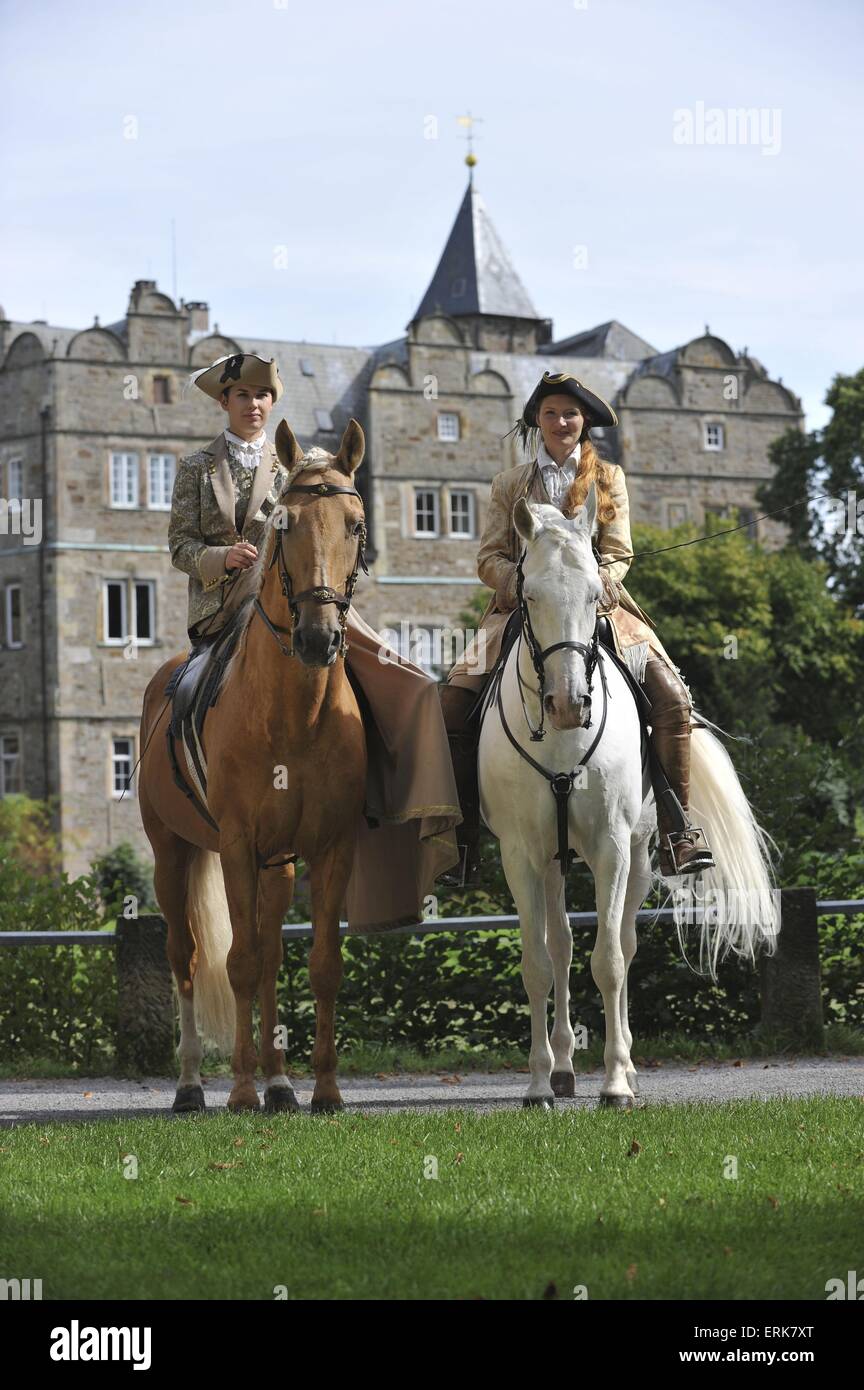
598,1093,635,1110
522,1096,554,1110
551,1070,576,1098
227,1094,261,1113
310,1098,344,1115
264,1085,300,1114
626,1074,640,1097
172,1084,205,1115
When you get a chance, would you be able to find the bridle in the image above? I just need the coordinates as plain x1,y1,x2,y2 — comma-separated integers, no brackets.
253,478,368,659
514,548,602,742
487,545,609,876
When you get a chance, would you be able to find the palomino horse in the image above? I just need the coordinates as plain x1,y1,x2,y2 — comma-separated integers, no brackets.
139,419,368,1115
478,485,779,1109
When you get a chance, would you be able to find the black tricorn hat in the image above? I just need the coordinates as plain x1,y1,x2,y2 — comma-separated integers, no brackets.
522,371,618,430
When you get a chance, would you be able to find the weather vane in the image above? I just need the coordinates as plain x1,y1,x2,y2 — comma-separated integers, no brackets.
456,111,483,177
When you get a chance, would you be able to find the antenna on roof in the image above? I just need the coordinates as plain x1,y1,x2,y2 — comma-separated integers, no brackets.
456,111,483,183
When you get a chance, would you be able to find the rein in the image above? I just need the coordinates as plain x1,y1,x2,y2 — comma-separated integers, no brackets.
488,548,609,875
254,479,369,659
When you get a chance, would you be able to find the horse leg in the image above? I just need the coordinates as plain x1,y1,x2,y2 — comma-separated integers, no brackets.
620,839,653,1101
140,791,204,1115
502,843,555,1108
590,840,636,1108
258,861,300,1115
544,865,577,1099
308,840,354,1114
219,836,263,1112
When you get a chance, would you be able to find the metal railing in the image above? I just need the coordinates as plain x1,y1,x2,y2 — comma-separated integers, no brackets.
0,898,860,945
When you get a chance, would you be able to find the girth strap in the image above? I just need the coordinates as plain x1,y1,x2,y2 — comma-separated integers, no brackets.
166,725,220,833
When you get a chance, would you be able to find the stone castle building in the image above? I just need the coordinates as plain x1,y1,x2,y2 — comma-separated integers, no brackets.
0,176,803,876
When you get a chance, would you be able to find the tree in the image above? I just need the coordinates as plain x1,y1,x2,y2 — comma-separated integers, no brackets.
90,842,157,918
756,367,864,608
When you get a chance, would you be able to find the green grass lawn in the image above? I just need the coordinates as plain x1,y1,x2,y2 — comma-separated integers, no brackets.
2,1097,862,1300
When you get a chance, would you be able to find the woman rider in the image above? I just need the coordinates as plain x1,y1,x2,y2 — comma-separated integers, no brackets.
168,351,286,651
439,370,716,885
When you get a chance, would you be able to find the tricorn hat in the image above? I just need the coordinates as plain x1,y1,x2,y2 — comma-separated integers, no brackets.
522,371,618,431
193,352,284,403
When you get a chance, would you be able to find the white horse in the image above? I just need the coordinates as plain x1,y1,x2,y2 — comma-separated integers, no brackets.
477,485,778,1109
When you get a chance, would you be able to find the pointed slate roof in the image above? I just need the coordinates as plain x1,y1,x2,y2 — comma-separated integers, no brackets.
412,181,541,324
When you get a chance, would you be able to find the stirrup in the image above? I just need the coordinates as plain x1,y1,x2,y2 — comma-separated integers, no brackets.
439,840,480,888
660,826,714,875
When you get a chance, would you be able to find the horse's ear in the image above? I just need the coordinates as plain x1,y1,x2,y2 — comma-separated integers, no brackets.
514,497,542,543
572,480,598,536
335,418,365,476
275,419,303,469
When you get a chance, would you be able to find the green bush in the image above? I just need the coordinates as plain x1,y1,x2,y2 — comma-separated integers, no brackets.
0,797,116,1067
91,841,157,917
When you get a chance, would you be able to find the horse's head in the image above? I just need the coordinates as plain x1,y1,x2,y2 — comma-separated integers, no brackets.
264,417,367,666
513,482,603,730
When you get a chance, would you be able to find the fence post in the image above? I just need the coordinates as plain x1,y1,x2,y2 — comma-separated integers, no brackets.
115,915,175,1073
758,887,824,1048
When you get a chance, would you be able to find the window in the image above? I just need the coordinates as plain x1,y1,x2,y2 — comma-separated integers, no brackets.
103,579,155,645
449,489,475,538
4,585,22,647
111,737,134,798
7,458,23,500
152,375,172,404
314,408,334,431
148,454,176,510
703,504,732,531
0,732,21,796
110,452,139,508
737,506,758,534
703,422,725,451
437,412,460,442
666,502,690,528
413,489,439,537
300,357,315,377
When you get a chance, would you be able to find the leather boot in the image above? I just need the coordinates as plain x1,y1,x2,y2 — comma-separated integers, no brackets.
642,653,716,878
438,683,483,887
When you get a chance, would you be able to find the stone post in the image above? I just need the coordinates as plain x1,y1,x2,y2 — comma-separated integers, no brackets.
759,888,824,1048
115,915,175,1074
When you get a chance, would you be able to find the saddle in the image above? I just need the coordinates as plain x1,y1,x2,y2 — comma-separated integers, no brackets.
163,612,249,831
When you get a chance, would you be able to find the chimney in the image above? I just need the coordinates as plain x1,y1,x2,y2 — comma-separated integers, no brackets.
185,301,209,334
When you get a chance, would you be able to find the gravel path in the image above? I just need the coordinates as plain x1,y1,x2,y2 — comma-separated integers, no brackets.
0,1057,861,1125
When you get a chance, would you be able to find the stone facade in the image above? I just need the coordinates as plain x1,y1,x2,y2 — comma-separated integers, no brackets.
0,182,804,877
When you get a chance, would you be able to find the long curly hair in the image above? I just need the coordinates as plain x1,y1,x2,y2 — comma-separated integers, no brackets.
560,437,619,527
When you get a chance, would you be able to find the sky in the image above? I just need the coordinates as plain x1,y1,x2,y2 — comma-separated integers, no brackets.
1,0,862,428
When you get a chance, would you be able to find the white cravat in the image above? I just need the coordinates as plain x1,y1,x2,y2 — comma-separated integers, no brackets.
539,440,582,508
224,427,267,468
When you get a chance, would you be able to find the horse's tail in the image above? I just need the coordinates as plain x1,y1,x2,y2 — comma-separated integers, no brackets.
187,847,236,1054
673,720,780,976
